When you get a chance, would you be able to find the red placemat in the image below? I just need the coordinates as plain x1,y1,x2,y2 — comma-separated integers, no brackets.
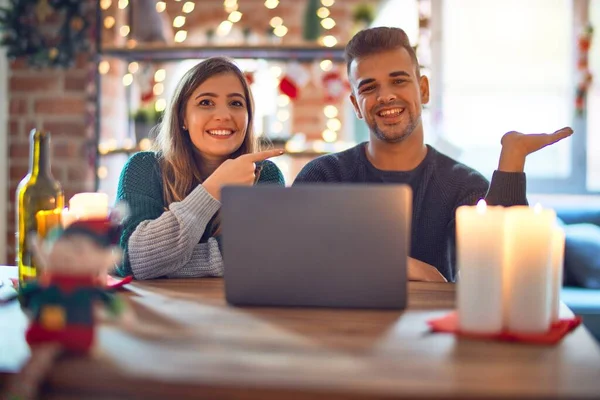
427,311,582,345
10,275,133,290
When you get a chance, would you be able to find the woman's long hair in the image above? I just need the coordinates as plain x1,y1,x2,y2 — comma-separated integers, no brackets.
153,57,257,206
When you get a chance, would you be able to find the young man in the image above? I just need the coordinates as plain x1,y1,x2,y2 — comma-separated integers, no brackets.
293,27,573,283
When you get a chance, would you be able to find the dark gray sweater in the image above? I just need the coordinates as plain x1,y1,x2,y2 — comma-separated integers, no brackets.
293,143,528,282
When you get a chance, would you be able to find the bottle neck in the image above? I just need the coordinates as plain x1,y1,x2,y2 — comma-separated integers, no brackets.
29,130,52,178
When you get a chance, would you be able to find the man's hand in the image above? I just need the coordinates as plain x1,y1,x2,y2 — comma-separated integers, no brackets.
498,127,574,172
203,149,284,201
407,257,447,282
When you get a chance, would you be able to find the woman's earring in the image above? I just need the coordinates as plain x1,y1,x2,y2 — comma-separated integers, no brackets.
182,125,187,131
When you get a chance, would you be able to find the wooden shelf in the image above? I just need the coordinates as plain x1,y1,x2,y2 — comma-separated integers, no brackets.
98,44,347,62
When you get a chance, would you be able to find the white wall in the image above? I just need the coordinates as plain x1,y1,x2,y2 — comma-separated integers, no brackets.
0,0,8,264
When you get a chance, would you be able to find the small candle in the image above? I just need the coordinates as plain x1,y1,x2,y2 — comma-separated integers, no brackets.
69,192,109,220
504,205,556,333
550,226,566,323
35,209,63,238
456,199,505,334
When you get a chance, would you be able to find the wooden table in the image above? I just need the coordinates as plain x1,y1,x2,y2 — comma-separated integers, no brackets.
1,266,600,399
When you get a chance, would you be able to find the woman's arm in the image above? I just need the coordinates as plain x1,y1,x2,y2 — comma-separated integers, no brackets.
126,185,222,279
116,153,222,279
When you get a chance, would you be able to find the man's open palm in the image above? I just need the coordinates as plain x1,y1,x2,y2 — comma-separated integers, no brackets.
501,127,573,157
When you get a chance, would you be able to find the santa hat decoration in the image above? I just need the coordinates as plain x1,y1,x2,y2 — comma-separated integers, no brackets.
137,64,156,104
278,62,310,100
322,70,349,104
244,71,255,86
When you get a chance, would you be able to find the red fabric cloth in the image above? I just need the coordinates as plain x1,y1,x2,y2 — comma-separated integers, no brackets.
105,275,132,289
427,311,582,345
12,275,132,290
27,323,94,354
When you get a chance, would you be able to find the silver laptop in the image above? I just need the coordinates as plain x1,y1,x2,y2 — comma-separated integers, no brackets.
221,185,412,309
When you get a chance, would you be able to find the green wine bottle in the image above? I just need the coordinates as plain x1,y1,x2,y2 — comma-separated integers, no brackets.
15,129,64,285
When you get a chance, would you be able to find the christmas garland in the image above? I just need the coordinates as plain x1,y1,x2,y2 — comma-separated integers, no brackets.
575,24,594,116
0,0,90,68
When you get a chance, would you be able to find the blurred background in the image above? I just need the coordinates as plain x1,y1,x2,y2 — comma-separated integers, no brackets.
1,0,599,264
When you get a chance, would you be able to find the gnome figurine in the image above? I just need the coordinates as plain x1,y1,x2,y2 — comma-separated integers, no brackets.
15,217,124,354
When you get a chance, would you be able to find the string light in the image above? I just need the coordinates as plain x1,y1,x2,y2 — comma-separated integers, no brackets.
97,166,108,180
182,1,195,13
228,11,243,23
119,25,130,37
270,66,282,78
118,0,128,9
277,94,290,107
103,16,115,29
122,73,133,86
98,61,110,75
224,0,238,12
317,7,330,18
173,16,186,28
217,20,233,36
321,0,334,6
321,17,336,30
156,1,166,12
326,118,342,131
153,83,164,96
270,17,283,27
139,138,152,151
271,121,284,133
273,25,288,37
100,0,112,10
264,0,279,9
128,62,138,74
322,129,337,142
98,142,110,155
155,99,167,112
174,30,187,43
321,35,337,47
324,105,338,118
320,59,333,71
123,138,134,148
154,69,166,82
106,139,118,151
277,110,290,122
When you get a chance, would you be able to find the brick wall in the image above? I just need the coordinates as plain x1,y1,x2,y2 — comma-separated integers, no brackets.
5,10,97,264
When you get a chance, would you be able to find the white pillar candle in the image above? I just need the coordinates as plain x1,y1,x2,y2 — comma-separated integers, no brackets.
550,226,566,323
456,200,505,334
61,208,77,228
69,192,110,220
504,205,556,333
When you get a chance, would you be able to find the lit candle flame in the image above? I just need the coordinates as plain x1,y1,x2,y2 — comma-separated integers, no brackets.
476,199,487,214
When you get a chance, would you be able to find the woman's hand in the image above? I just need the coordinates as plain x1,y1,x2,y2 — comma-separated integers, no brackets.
407,257,447,282
203,149,284,201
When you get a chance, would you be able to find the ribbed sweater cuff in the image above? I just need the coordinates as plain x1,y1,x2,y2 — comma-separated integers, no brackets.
486,170,528,206
170,184,221,239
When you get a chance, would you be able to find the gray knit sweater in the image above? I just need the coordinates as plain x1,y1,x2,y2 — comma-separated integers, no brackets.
293,143,528,282
115,151,285,279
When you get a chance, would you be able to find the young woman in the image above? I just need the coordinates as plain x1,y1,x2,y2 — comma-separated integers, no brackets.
115,57,285,279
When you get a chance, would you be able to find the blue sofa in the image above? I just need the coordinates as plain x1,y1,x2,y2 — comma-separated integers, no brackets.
555,205,600,341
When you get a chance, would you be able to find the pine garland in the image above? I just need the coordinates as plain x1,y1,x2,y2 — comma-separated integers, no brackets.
0,0,90,68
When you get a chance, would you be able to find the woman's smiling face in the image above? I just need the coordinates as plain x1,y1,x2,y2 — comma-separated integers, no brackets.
184,72,249,161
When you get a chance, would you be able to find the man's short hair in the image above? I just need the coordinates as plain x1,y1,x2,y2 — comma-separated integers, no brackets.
344,27,420,77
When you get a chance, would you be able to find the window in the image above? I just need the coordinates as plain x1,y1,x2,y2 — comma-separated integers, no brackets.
441,0,575,185
587,0,600,191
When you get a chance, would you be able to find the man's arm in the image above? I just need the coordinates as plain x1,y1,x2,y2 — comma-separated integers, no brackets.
485,127,573,206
